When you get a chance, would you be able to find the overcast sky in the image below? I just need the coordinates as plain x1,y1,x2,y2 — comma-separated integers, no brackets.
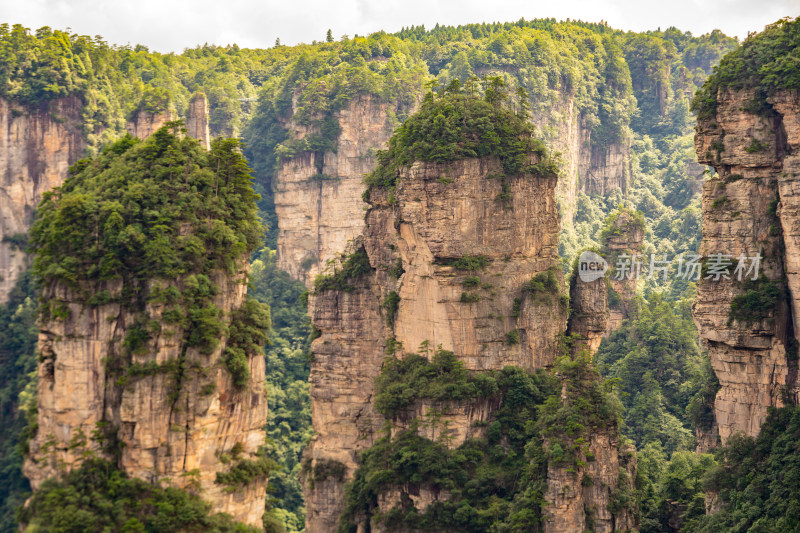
1,0,798,52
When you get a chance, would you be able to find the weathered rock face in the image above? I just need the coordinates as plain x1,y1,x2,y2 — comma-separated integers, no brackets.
579,140,630,197
0,97,84,303
567,273,609,354
547,273,635,533
303,156,568,531
23,266,268,526
0,97,204,304
274,92,630,286
126,108,174,140
693,87,800,443
186,94,211,150
543,434,637,533
274,94,402,286
603,211,645,334
530,95,630,226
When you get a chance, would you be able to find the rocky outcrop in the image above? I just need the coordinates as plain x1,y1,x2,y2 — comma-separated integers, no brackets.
603,210,645,334
579,140,630,197
567,272,609,354
546,271,635,533
543,434,636,533
0,94,211,304
126,108,173,140
274,94,403,285
303,155,567,531
274,92,631,286
0,97,84,303
693,87,800,443
186,93,211,150
23,265,268,526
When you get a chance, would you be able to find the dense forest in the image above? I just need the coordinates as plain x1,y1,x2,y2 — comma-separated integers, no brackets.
0,14,798,533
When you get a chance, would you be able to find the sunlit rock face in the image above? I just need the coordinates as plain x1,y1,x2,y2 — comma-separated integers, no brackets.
0,97,83,303
694,87,800,443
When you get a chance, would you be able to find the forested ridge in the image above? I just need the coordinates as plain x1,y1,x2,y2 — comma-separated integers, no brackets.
1,14,798,533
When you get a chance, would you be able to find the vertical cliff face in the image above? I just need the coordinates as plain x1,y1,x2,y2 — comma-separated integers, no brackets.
186,93,211,150
273,92,631,286
546,268,636,533
274,94,401,285
693,87,800,443
543,433,637,533
23,129,269,526
0,97,84,303
24,268,268,524
126,108,174,140
579,140,630,197
300,92,639,532
567,273,609,354
304,154,566,531
533,96,630,226
602,210,645,334
0,96,208,305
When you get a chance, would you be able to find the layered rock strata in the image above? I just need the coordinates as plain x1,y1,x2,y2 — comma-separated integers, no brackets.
24,266,268,525
567,271,610,354
693,87,800,443
0,97,211,304
603,210,645,334
274,93,630,286
543,434,637,533
532,96,630,224
0,97,84,303
274,94,402,285
303,155,567,531
304,148,636,531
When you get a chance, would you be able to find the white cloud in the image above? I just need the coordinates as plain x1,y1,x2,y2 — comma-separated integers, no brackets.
0,0,797,52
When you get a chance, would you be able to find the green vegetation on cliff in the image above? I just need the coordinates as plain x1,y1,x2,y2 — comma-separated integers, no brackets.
248,248,313,531
374,348,499,419
30,124,263,289
685,405,800,532
596,294,715,454
0,23,293,151
0,273,37,533
340,362,559,533
692,16,800,119
30,124,270,387
363,80,559,205
0,15,757,533
339,345,626,532
18,458,259,532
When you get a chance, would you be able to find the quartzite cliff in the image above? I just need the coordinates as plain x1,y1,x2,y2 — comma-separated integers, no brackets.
272,91,630,288
0,94,213,304
303,103,635,530
694,87,800,443
22,119,268,527
0,97,84,304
